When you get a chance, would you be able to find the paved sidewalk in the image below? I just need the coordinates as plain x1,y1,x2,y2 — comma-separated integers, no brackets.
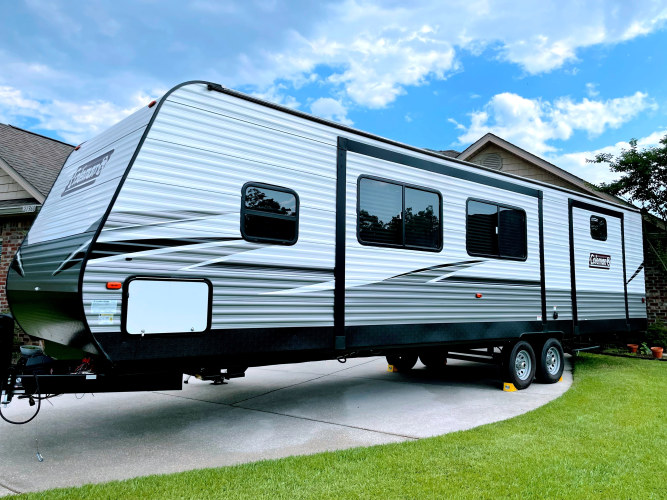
0,356,573,496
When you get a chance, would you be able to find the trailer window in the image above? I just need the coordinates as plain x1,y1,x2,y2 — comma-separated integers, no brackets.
466,200,526,260
241,183,298,244
358,177,442,251
405,187,441,249
590,215,607,241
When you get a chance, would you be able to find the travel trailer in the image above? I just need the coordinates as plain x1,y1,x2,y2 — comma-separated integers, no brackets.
1,81,646,422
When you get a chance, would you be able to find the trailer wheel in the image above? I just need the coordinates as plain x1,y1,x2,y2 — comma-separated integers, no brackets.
536,338,564,384
386,353,418,372
502,341,536,390
419,351,448,370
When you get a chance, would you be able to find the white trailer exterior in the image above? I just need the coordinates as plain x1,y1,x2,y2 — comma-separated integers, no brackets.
6,81,646,389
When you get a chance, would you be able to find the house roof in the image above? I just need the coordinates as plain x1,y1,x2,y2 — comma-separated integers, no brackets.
0,124,74,203
456,132,625,205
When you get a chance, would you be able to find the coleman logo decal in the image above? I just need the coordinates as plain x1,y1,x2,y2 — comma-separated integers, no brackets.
589,253,611,269
62,149,114,196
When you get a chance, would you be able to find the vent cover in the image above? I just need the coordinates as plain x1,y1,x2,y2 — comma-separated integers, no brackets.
482,153,503,170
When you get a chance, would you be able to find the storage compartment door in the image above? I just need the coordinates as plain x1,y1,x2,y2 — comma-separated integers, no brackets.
571,207,625,322
125,278,211,334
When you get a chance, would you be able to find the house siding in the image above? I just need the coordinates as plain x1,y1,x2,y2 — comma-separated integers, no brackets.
468,145,590,193
0,170,32,200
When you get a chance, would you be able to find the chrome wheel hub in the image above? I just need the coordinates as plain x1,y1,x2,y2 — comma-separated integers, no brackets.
514,350,532,381
545,346,561,375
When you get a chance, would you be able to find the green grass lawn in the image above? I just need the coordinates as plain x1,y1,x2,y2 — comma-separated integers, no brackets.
11,354,667,499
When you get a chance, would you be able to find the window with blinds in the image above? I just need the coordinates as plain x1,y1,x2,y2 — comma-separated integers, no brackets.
466,199,526,260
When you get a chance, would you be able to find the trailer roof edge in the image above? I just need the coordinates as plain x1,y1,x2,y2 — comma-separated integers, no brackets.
196,81,638,214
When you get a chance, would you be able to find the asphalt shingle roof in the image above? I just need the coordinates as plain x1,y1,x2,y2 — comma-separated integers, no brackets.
0,124,74,198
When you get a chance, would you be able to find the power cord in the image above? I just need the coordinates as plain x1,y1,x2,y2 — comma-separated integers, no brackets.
0,374,42,425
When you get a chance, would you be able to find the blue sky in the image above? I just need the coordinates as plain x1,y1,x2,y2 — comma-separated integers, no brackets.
1,0,667,185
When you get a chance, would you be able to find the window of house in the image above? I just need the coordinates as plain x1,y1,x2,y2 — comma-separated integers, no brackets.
358,177,442,251
241,183,298,244
466,199,526,260
590,215,607,241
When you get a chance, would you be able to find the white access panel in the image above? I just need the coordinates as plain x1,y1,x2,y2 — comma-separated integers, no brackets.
126,279,210,334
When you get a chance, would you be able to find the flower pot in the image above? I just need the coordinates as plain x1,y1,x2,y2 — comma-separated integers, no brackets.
650,347,663,359
627,344,639,353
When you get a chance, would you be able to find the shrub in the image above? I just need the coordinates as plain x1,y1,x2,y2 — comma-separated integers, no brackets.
646,318,667,347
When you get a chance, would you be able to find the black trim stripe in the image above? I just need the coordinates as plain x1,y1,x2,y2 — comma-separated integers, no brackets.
626,262,644,285
438,276,541,287
202,262,332,275
538,191,547,324
89,237,237,259
334,138,347,349
568,200,578,326
344,139,540,198
621,216,629,322
388,260,483,280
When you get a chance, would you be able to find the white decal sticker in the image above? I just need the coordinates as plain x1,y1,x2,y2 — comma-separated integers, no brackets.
98,314,114,325
91,300,117,314
537,315,543,321
589,253,611,269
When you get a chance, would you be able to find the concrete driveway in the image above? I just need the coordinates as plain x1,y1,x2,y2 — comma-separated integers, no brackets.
0,356,572,496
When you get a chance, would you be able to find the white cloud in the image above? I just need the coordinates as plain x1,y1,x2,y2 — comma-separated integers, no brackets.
585,83,599,97
241,0,667,107
324,29,457,108
310,97,353,125
2,0,667,140
0,85,158,144
549,128,667,185
452,91,656,155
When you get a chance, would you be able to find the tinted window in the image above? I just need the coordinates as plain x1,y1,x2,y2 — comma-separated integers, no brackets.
244,186,296,216
590,215,607,241
358,177,442,251
358,178,403,246
498,207,526,259
467,200,526,260
405,188,441,248
241,184,298,244
467,200,498,256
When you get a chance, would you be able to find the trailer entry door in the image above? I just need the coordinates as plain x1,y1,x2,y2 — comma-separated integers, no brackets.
570,203,626,327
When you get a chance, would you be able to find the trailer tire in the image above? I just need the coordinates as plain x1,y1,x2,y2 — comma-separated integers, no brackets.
386,353,418,372
536,338,564,384
502,341,536,390
419,351,448,370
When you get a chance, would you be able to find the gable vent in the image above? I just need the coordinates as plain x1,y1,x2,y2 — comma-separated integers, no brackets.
482,153,503,170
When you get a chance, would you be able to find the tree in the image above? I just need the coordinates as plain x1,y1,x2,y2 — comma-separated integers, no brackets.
588,134,667,270
588,135,667,224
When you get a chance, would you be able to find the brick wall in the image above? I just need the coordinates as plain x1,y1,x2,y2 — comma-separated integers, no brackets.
644,234,667,326
1,215,35,344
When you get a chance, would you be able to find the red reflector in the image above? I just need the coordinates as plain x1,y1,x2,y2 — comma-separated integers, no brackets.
148,100,157,108
642,297,646,303
106,282,122,290
475,293,483,299
74,144,81,151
